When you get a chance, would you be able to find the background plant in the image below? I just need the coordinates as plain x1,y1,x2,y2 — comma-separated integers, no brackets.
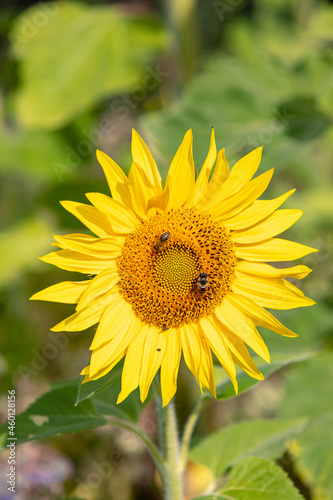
0,1,332,499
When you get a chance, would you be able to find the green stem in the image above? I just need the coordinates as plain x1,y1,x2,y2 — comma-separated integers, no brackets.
180,396,206,471
164,0,199,91
153,377,165,456
106,417,165,477
163,401,184,500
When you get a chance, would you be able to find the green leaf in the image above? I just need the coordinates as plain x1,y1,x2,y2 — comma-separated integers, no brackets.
278,352,333,419
192,458,302,499
213,351,313,401
276,353,333,500
93,386,149,423
0,380,106,451
11,2,165,129
220,457,303,500
190,418,306,478
0,371,150,451
76,363,150,422
75,363,124,405
293,410,333,500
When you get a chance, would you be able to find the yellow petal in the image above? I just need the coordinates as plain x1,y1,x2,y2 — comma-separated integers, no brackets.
128,162,157,219
52,233,124,258
146,185,171,215
235,261,312,280
231,209,303,244
60,200,113,237
89,314,140,377
30,280,90,303
226,293,297,337
282,279,307,297
215,301,270,363
139,327,167,402
51,288,119,332
222,146,263,196
184,128,217,208
81,350,124,383
199,317,238,393
146,131,196,212
197,148,230,209
163,129,195,210
180,324,202,381
40,249,115,274
199,335,216,397
160,328,181,407
224,189,296,231
86,193,139,233
220,326,264,380
52,233,96,248
96,150,132,207
76,264,119,311
204,147,262,212
232,275,316,309
234,238,318,262
89,296,133,350
131,129,162,194
80,365,90,376
211,169,274,220
117,322,148,404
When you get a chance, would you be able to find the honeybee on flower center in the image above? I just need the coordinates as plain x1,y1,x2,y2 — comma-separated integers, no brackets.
154,231,170,251
196,272,210,293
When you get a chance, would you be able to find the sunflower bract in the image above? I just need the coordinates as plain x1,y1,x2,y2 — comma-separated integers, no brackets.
31,129,317,406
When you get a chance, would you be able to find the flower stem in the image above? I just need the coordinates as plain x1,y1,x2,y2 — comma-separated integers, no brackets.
163,0,199,93
162,401,184,500
180,396,206,470
106,417,165,477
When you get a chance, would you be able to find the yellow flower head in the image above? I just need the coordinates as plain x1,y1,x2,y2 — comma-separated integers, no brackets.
31,129,317,406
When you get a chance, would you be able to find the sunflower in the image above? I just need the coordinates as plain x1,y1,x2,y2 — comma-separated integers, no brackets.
31,129,317,406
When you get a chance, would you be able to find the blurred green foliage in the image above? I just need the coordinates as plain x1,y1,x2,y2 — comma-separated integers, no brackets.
1,0,333,499
11,2,165,129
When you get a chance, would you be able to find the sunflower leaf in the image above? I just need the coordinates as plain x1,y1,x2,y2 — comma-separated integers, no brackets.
276,353,333,498
193,457,303,500
277,352,333,419
75,363,124,406
0,379,106,451
75,360,149,422
290,410,333,499
213,350,313,400
189,417,306,478
80,380,149,424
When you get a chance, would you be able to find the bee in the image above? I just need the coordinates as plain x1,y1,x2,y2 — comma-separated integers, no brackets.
154,231,170,251
196,272,210,293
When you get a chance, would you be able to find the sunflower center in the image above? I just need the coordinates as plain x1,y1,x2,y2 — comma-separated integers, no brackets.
117,208,236,329
152,245,200,295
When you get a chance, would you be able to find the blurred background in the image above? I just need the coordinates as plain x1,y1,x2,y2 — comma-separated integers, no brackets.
0,0,332,499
